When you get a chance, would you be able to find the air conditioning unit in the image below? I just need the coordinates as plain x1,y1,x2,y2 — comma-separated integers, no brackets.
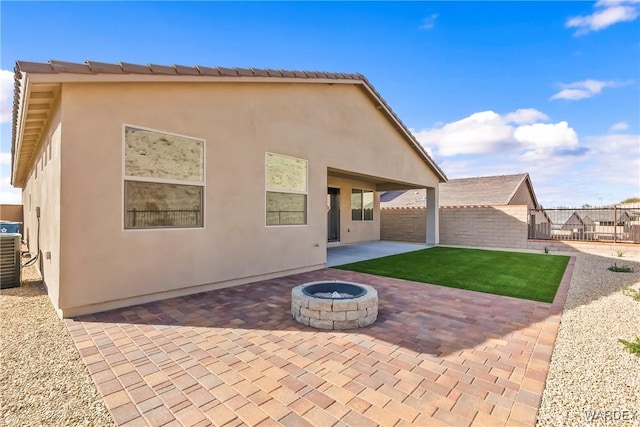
0,233,21,289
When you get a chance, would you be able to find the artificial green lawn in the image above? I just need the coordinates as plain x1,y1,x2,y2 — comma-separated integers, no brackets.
336,246,569,303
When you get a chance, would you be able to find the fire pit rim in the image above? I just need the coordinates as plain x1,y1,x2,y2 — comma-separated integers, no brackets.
300,280,367,300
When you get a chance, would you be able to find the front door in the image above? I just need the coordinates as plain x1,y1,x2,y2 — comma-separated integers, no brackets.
327,188,340,242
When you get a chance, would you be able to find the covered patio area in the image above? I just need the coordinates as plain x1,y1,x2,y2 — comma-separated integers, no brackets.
66,260,573,426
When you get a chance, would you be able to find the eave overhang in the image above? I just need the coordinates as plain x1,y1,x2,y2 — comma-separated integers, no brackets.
11,60,448,188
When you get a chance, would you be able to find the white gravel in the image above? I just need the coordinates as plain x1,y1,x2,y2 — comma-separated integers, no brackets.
0,263,113,426
538,252,640,427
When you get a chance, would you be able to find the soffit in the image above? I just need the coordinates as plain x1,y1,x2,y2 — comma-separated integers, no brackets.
13,82,60,187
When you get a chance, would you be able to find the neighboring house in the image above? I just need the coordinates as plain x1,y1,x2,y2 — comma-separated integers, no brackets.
579,209,631,227
548,211,588,239
11,60,446,317
381,173,547,248
382,173,541,209
577,209,632,240
538,206,638,242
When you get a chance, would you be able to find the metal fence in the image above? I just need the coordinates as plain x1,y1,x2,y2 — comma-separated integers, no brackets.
528,206,640,243
126,208,201,228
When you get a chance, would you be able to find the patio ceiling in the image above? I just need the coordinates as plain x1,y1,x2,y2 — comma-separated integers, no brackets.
328,167,433,192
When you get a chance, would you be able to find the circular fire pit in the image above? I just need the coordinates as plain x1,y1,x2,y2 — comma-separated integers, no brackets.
291,281,378,330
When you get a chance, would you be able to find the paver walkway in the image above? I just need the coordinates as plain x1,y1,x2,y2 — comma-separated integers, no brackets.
66,260,574,426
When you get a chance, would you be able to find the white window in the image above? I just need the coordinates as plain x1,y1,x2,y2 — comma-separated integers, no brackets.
351,189,374,221
123,125,205,229
265,153,307,226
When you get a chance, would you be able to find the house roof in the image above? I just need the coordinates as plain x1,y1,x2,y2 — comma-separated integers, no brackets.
11,59,447,187
381,173,539,208
577,209,631,223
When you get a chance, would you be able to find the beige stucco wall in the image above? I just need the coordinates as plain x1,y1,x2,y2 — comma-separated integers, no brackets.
439,205,529,249
21,97,63,311
380,208,426,243
52,81,440,316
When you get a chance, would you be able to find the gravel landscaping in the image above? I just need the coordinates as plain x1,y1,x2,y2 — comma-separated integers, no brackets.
538,252,640,427
0,262,113,426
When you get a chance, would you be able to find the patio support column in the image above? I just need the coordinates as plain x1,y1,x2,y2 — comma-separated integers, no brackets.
426,187,438,245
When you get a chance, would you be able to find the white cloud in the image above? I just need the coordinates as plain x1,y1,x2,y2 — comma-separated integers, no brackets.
413,111,513,156
580,134,640,190
610,121,629,131
419,14,439,30
0,152,10,165
0,69,14,124
0,191,21,204
436,132,639,207
566,0,639,35
413,109,580,159
0,169,20,204
504,108,549,125
588,133,640,153
513,122,578,159
550,79,626,101
596,0,640,5
0,150,19,204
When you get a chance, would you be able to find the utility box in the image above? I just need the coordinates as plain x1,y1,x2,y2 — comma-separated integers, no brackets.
0,233,21,288
0,221,22,235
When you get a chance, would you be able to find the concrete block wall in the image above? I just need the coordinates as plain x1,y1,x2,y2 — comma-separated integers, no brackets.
0,205,24,222
381,204,640,258
380,207,426,243
439,205,529,249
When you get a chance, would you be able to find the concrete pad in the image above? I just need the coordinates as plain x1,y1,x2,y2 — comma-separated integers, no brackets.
326,240,431,267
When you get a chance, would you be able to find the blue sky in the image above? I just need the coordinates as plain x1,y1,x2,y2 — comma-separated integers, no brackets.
1,1,638,207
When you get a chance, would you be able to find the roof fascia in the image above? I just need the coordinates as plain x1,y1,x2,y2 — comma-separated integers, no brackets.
23,71,448,182
11,74,30,186
24,73,363,86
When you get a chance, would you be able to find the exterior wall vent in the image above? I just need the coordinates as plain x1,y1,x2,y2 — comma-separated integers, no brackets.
0,234,21,288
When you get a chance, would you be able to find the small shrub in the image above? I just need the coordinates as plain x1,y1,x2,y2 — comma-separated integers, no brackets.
619,337,640,357
544,246,550,254
615,249,626,257
608,263,635,273
622,285,640,301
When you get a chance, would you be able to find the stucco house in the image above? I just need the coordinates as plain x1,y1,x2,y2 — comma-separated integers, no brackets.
10,60,446,317
380,173,547,248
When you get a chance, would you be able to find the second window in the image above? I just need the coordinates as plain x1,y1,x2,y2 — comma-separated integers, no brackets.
351,189,374,221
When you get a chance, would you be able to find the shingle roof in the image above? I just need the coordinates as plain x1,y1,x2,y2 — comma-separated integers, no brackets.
13,60,366,79
11,59,447,185
577,209,631,223
381,173,533,208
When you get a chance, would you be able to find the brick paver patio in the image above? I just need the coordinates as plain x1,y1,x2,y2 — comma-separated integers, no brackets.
66,259,574,426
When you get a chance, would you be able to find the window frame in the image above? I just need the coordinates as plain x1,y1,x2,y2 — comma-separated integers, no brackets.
122,124,206,230
351,188,374,222
265,152,308,227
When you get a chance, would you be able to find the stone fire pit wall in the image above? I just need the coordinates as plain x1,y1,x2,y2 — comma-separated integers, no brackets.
291,282,378,330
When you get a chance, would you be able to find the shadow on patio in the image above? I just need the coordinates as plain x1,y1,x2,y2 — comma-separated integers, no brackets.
78,268,557,357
